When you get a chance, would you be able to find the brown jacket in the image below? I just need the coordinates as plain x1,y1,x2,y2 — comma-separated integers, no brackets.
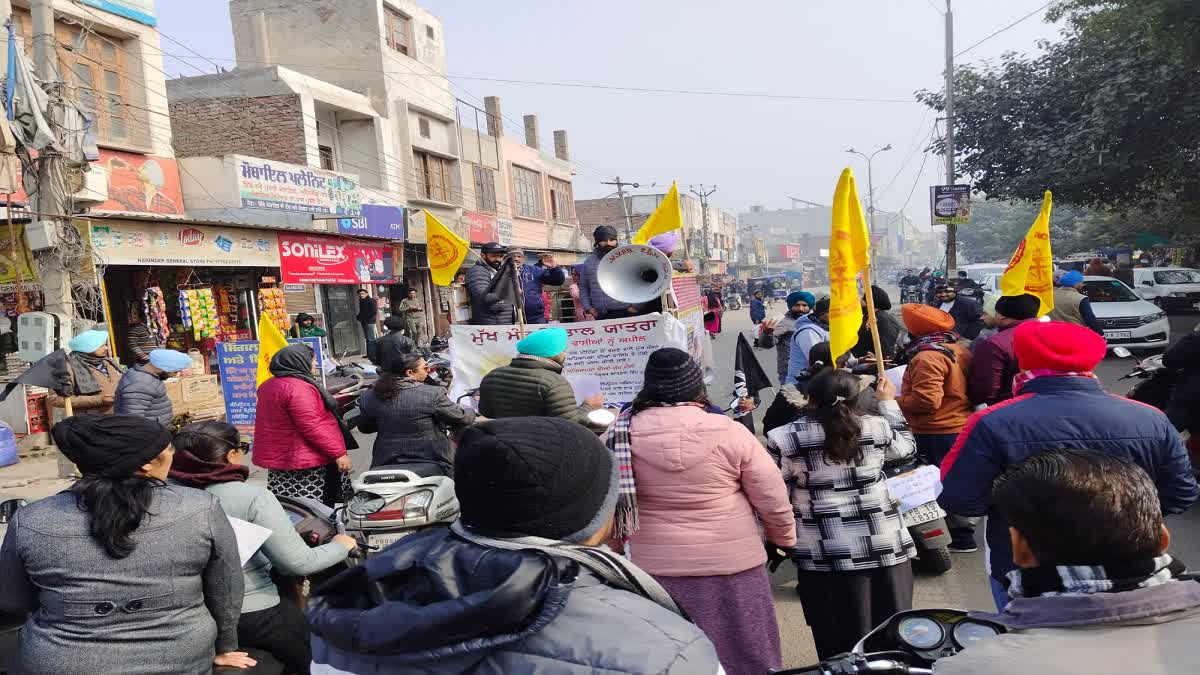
46,360,124,415
897,342,973,435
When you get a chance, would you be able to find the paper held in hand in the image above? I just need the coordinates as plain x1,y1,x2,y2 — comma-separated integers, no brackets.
885,465,943,512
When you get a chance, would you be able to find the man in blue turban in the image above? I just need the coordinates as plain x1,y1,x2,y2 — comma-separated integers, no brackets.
1048,270,1101,333
477,327,604,427
47,329,125,415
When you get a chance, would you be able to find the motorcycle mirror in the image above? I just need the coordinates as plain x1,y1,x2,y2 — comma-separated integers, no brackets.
346,491,387,517
1112,347,1133,358
0,498,27,524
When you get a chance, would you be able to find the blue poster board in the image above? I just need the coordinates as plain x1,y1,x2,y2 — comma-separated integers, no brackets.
215,337,322,442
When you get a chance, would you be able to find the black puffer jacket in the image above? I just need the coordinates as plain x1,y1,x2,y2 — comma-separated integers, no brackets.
307,528,718,674
112,365,173,427
478,356,594,426
1163,331,1200,433
359,379,475,473
466,260,516,325
372,316,417,373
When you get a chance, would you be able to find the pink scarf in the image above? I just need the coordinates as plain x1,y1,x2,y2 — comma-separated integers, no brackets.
1012,368,1097,396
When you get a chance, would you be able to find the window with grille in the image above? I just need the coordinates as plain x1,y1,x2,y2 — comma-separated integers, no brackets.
415,151,452,202
512,165,543,218
473,165,497,213
318,145,335,170
418,117,431,139
385,7,412,56
549,177,574,222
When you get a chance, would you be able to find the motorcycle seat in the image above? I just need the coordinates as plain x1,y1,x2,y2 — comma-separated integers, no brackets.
367,461,450,479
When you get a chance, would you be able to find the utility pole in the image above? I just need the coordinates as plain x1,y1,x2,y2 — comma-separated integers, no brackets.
944,0,957,273
600,176,640,242
848,144,891,275
690,184,717,264
30,0,73,323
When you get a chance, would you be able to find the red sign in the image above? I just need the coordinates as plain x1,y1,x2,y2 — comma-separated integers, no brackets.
278,232,394,285
778,244,801,261
177,228,205,246
465,211,499,244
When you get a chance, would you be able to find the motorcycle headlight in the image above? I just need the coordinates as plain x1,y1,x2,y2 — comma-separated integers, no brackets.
1139,312,1166,325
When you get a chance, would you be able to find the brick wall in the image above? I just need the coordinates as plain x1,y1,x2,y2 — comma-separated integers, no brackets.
574,197,646,234
169,94,308,164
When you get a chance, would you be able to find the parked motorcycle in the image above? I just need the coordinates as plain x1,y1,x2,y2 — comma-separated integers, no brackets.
724,291,743,311
884,457,953,575
778,608,1006,674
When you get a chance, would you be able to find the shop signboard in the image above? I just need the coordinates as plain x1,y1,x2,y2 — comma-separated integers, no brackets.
465,211,499,243
930,184,971,225
79,0,156,26
278,232,394,284
336,204,406,240
89,221,280,267
9,149,184,216
236,155,361,216
215,337,322,440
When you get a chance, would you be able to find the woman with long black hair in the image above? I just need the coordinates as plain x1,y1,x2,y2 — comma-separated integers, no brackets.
0,414,253,674
766,369,917,660
170,421,355,674
358,352,476,474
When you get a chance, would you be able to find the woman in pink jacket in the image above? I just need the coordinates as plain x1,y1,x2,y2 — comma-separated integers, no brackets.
253,343,355,507
605,347,795,674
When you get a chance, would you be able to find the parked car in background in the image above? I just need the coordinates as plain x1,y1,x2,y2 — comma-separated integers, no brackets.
1082,276,1170,350
1131,267,1200,312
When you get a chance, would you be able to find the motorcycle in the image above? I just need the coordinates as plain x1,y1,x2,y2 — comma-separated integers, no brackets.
724,291,743,311
1114,346,1174,412
778,608,1006,674
900,285,923,305
884,458,953,575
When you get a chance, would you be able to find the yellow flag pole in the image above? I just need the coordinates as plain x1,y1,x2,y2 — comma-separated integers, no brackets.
859,268,887,379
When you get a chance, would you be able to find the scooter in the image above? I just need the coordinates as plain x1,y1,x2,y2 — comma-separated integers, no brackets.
884,457,953,575
343,464,460,550
1114,346,1174,412
778,608,1006,674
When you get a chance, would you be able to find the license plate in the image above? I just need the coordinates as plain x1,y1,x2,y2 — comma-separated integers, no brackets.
368,530,412,548
901,502,945,527
1104,331,1132,340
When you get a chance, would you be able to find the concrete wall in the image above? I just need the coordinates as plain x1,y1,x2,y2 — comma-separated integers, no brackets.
169,95,308,164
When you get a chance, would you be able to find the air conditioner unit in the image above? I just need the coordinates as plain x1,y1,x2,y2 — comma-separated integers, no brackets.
17,312,68,362
73,168,109,206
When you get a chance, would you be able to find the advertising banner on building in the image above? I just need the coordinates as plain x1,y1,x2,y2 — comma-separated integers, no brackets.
89,221,280,267
465,211,499,243
930,185,971,225
236,155,361,216
0,224,39,292
337,204,406,240
215,337,322,440
448,315,690,406
9,149,184,216
278,232,394,284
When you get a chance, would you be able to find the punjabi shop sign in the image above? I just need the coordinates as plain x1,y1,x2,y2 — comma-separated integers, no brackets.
89,221,280,267
236,155,361,216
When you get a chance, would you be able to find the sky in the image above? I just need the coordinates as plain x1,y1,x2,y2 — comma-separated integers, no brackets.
155,1,1063,231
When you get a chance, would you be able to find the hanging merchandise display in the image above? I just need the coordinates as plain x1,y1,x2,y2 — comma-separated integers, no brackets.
215,283,242,342
178,287,219,340
258,286,290,334
143,286,170,342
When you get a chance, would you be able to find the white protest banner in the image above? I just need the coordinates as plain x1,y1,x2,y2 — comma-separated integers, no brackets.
449,313,690,405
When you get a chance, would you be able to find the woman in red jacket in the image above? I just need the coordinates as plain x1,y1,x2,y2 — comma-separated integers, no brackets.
253,343,355,506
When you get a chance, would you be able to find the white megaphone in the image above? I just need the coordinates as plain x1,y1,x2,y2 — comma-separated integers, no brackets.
597,243,674,304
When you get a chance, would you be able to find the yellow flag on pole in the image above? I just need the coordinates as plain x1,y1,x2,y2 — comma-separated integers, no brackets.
256,311,289,387
828,168,872,361
424,210,470,286
999,191,1055,316
632,182,682,245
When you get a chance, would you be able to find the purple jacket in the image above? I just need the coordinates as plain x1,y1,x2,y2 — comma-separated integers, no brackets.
967,319,1034,407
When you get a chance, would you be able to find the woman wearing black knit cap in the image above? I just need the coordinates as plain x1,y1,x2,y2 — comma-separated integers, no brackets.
0,414,253,674
602,347,796,674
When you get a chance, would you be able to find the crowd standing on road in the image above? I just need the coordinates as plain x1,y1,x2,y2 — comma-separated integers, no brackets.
5,265,1200,674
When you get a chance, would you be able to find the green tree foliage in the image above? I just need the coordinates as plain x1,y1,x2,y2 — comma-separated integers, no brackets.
958,200,1093,262
916,2,1200,243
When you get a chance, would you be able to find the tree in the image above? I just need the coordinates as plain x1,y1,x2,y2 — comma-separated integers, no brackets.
916,9,1200,243
957,200,1093,263
1050,0,1200,67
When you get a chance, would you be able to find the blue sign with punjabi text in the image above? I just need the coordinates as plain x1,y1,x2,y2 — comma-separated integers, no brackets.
215,337,322,441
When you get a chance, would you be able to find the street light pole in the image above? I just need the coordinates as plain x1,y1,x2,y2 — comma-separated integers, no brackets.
847,144,892,272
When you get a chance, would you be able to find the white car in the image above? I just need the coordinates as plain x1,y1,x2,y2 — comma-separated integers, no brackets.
1081,276,1170,350
1131,267,1200,312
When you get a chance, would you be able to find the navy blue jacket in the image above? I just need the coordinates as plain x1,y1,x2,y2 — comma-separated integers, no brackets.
750,297,767,322
520,262,566,316
939,376,1199,584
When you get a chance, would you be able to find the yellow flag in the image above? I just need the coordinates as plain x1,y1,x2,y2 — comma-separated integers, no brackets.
424,210,470,286
632,182,682,245
256,311,289,387
999,191,1055,316
828,168,871,361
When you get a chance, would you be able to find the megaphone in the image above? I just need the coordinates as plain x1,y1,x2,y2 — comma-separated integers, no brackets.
597,244,674,304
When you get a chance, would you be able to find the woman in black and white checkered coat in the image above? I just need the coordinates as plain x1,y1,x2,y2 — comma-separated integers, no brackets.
766,368,918,660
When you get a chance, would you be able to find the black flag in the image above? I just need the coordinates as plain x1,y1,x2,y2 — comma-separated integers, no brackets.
485,255,523,321
0,349,71,401
733,333,773,434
